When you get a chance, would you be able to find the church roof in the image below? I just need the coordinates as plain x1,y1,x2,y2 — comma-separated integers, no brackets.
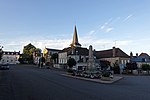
46,48,61,52
59,47,88,56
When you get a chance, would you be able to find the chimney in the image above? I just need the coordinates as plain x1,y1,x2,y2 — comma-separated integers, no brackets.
130,52,133,57
113,47,116,57
136,53,138,57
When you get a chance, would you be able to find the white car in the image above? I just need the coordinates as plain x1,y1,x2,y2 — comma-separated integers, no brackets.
0,64,9,70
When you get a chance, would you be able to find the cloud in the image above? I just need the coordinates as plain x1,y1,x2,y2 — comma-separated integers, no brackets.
1,38,71,52
100,18,114,33
106,27,114,33
100,22,108,29
123,14,133,22
88,30,95,35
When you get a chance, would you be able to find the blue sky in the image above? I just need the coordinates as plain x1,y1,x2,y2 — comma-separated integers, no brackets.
0,0,150,55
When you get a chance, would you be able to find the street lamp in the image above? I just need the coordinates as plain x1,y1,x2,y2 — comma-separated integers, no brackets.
0,45,3,61
75,51,78,62
75,50,78,70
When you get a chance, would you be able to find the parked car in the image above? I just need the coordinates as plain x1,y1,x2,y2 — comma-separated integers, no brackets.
0,64,10,70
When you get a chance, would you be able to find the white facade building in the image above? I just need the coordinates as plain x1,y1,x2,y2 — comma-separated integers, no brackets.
0,51,20,64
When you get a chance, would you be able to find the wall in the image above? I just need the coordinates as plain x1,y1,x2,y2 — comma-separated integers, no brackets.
58,52,67,64
0,54,20,64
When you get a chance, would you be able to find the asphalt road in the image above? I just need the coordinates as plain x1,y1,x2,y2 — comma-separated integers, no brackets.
0,65,150,100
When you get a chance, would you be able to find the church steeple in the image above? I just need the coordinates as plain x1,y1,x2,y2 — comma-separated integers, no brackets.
70,25,81,47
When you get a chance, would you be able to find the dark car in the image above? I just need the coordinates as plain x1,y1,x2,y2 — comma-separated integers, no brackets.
0,64,10,70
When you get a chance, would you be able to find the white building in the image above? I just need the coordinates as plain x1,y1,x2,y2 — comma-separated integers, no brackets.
43,47,61,65
0,51,20,64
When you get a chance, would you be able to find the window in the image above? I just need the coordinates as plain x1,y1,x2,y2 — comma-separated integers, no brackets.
124,60,127,64
121,60,124,64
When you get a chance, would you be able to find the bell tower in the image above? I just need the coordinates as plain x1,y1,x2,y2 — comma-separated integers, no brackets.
70,25,81,47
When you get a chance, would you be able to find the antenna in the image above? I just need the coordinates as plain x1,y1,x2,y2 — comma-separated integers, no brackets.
114,40,117,47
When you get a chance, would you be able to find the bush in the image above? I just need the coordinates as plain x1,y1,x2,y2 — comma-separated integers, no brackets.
101,71,112,77
67,68,74,73
141,64,150,71
126,62,138,70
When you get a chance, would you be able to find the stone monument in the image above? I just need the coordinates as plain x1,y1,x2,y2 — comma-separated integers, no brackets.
87,45,95,70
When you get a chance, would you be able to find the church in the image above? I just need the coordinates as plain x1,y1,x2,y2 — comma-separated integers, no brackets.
58,25,99,70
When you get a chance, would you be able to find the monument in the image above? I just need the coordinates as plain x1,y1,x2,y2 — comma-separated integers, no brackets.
87,45,95,70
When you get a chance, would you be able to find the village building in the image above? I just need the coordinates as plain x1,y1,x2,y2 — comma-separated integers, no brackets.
0,51,20,64
43,47,61,65
130,52,150,68
96,47,130,72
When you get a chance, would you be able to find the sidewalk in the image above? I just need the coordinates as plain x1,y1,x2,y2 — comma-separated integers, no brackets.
61,74,123,84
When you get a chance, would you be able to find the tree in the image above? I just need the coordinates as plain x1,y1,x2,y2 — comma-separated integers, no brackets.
141,64,150,74
22,43,36,64
34,48,42,57
100,60,111,70
125,62,138,74
113,60,120,74
67,58,76,68
51,53,58,64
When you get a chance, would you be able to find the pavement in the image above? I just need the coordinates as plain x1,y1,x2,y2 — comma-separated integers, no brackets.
1,65,150,100
61,73,123,84
33,65,123,84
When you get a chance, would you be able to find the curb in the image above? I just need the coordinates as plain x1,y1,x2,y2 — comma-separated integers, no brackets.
61,74,123,84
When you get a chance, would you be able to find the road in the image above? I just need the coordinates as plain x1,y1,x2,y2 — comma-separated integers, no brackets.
0,65,150,100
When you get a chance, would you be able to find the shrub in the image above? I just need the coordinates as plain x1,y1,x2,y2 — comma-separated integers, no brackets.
141,64,150,71
101,71,112,77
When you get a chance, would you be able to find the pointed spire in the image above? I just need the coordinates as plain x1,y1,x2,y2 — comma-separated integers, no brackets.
70,25,81,47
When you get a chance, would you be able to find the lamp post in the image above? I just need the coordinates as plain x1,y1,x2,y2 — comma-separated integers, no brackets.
75,50,78,70
0,45,3,61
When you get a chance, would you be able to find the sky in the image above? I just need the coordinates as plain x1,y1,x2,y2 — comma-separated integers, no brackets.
0,0,150,55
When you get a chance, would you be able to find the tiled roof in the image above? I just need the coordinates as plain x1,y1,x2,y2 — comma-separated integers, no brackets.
3,51,20,55
59,47,72,54
75,47,89,56
59,47,89,56
46,48,61,52
139,53,149,57
96,48,129,59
